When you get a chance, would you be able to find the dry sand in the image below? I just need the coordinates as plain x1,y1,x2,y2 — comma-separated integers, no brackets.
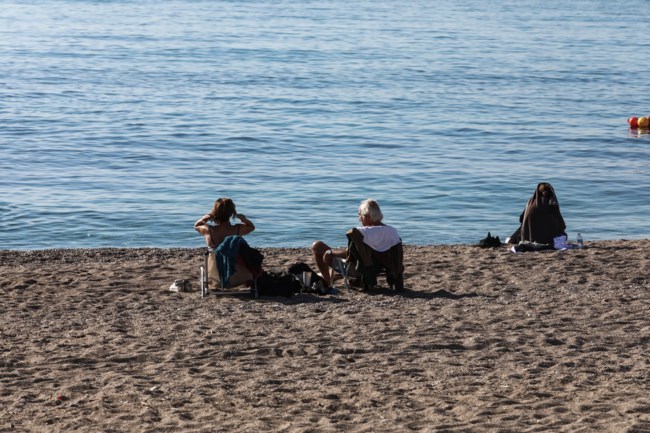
1,240,649,433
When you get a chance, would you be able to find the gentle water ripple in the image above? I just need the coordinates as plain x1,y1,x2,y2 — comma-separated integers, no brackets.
1,0,649,249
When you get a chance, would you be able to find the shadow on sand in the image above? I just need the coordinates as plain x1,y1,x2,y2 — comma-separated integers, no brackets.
353,286,480,300
208,286,480,304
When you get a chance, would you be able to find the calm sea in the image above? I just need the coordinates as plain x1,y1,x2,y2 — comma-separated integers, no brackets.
1,0,649,250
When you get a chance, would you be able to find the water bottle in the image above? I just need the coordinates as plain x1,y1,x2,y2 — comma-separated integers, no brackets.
577,233,584,248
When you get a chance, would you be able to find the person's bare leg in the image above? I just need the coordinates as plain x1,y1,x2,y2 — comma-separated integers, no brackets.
312,241,333,287
312,241,347,287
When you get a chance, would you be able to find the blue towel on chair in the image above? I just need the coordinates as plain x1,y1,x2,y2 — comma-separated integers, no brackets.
214,235,247,287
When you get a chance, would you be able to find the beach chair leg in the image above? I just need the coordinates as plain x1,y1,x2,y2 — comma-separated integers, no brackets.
202,251,210,298
343,261,350,289
390,273,404,291
331,257,349,290
200,266,206,298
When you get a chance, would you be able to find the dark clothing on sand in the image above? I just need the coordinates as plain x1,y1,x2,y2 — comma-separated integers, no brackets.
519,183,566,245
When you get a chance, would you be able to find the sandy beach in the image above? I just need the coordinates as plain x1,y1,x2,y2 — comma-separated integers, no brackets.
1,240,648,432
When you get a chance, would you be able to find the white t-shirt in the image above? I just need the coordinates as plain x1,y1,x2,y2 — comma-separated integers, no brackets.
355,225,400,252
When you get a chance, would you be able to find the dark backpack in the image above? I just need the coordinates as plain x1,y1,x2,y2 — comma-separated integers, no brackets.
257,270,303,297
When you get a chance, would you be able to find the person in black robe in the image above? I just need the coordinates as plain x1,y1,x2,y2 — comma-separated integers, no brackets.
509,182,567,245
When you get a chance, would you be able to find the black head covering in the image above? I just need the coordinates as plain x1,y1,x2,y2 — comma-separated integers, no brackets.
520,182,566,244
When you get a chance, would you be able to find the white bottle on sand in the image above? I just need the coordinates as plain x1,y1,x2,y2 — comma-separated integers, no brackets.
577,233,584,248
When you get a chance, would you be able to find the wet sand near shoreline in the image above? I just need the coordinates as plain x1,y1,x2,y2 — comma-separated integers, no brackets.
1,240,649,432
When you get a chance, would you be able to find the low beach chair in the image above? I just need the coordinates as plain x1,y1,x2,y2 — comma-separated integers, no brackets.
200,249,259,298
345,228,404,291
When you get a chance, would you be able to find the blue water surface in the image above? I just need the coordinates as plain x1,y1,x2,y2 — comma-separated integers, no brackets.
1,0,649,249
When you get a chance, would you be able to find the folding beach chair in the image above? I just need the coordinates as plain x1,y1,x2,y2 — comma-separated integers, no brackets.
330,256,350,290
200,249,260,298
345,228,404,291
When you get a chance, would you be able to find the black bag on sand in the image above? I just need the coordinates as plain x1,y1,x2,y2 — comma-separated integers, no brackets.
478,232,502,248
257,270,303,297
287,262,323,285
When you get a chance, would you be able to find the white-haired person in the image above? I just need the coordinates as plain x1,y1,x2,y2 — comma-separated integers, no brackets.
311,199,401,292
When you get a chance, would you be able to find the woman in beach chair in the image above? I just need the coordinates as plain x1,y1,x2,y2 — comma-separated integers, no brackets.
194,198,262,295
508,182,567,246
311,198,403,292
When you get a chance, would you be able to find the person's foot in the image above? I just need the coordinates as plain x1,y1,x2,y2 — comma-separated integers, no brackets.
324,287,339,295
315,280,338,295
